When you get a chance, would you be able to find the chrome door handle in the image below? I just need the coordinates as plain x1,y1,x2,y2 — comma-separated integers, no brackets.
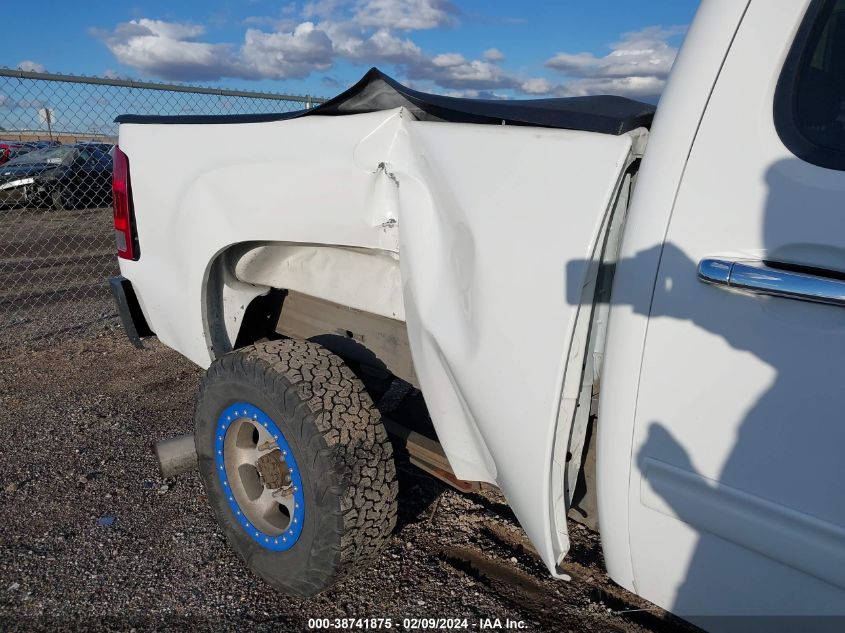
698,258,845,307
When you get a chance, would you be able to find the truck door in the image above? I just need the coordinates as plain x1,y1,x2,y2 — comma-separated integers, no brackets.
628,0,845,623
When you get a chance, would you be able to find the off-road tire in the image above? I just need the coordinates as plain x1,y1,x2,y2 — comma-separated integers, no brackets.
194,338,398,596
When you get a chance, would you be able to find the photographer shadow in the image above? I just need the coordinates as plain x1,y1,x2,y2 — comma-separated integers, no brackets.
565,157,845,630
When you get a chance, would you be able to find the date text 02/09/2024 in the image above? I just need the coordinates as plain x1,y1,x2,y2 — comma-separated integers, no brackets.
306,617,528,630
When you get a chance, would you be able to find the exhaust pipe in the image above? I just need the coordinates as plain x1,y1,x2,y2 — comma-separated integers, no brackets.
153,433,198,478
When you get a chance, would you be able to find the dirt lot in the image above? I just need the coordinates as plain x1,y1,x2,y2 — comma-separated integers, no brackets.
0,327,699,633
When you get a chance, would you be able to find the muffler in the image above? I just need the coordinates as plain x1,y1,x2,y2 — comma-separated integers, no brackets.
153,433,198,478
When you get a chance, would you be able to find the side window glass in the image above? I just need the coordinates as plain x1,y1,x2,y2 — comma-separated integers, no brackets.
775,0,845,170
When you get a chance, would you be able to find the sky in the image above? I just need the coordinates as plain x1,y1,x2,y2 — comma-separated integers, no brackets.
3,0,700,102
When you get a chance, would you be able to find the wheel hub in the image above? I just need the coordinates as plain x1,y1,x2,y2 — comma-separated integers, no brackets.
255,449,292,491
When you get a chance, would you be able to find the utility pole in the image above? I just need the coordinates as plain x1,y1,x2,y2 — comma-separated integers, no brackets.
39,107,53,140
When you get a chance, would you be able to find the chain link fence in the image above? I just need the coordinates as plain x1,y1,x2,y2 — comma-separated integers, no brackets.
0,68,324,353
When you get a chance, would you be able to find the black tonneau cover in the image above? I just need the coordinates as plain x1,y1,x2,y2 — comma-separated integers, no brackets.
115,68,655,136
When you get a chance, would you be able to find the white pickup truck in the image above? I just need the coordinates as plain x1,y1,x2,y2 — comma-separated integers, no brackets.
109,0,845,629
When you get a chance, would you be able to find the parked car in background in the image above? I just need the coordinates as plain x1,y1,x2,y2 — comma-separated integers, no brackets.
0,142,113,210
26,140,61,150
0,141,39,165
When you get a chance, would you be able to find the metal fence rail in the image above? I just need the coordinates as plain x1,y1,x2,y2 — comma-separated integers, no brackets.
0,69,324,351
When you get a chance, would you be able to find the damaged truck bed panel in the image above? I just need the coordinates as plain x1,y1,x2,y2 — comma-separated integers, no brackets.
117,102,640,578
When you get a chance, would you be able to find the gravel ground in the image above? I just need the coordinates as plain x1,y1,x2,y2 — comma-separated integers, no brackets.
0,330,697,633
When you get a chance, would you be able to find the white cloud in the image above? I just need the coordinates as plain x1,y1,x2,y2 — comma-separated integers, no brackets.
95,7,684,100
520,78,552,95
556,76,667,99
382,47,515,91
17,60,46,73
413,59,513,90
330,25,424,65
134,19,205,40
353,0,459,30
482,48,504,62
545,52,597,75
240,22,335,78
302,0,349,21
100,19,246,81
431,52,466,67
440,88,506,99
97,15,428,81
545,25,684,98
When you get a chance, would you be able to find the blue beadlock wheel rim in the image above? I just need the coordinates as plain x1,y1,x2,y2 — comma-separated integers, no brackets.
215,402,305,551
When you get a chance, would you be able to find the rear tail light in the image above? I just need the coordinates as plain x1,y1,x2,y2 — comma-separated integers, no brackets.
112,145,139,260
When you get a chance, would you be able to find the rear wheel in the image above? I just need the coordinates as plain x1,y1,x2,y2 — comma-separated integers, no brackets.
194,339,398,596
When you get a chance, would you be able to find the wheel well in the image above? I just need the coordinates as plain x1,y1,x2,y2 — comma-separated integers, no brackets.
234,288,417,386
205,240,406,360
233,287,494,496
233,288,398,409
233,288,286,349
